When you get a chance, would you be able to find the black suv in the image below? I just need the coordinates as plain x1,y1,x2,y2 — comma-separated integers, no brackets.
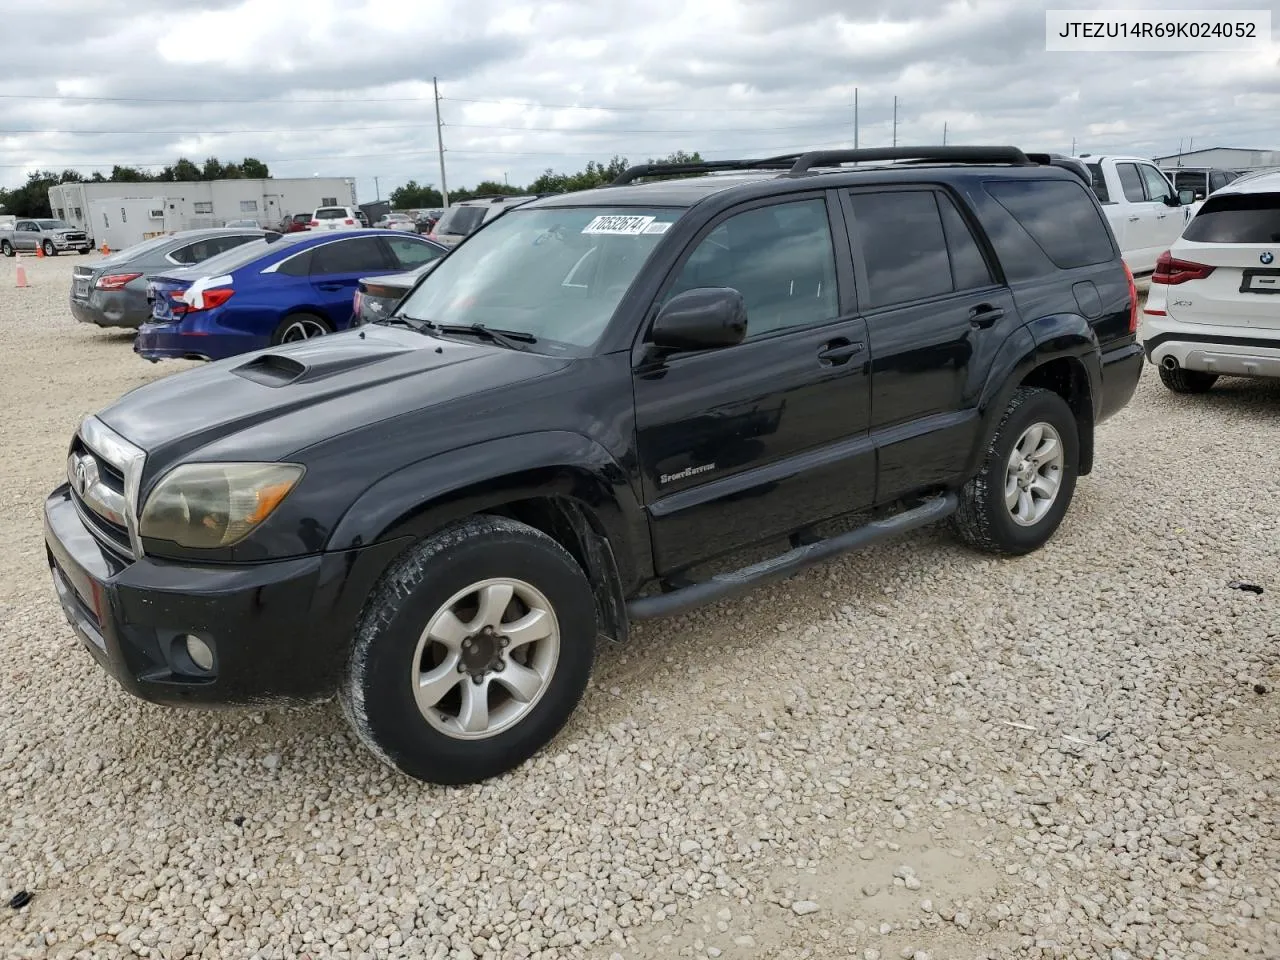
44,147,1142,784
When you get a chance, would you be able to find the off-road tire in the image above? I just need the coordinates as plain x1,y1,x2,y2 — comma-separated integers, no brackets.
952,386,1079,556
339,515,597,785
1158,365,1217,394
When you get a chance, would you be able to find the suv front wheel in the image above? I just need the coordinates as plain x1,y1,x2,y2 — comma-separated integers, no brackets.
953,386,1079,555
340,515,597,784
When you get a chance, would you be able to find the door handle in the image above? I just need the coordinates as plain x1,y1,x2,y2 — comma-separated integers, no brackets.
1155,212,1167,219
1127,215,1141,222
317,282,345,291
817,339,865,364
968,304,1004,328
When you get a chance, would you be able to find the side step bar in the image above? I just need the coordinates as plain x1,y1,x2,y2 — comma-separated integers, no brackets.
627,494,958,620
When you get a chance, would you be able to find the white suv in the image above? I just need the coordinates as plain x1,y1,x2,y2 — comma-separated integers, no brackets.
1141,169,1280,394
309,206,362,232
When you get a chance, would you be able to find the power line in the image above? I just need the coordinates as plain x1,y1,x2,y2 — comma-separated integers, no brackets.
0,91,843,114
0,118,851,137
0,138,859,170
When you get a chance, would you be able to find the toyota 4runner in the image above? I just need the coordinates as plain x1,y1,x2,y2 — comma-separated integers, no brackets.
44,147,1143,784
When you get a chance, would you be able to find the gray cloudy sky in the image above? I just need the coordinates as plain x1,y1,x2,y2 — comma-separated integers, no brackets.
2,0,1277,199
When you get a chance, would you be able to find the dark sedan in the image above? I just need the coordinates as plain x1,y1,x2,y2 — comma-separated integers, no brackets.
70,228,272,329
351,243,447,326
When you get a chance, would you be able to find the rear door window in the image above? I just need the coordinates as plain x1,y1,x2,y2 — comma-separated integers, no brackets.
984,179,1115,269
937,195,995,290
847,190,953,308
1182,193,1280,243
436,205,487,236
1117,163,1147,202
310,237,392,275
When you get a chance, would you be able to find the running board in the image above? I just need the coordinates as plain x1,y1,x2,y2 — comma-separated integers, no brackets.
627,494,958,620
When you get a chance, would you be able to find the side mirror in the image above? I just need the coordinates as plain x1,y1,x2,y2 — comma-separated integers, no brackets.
651,287,748,352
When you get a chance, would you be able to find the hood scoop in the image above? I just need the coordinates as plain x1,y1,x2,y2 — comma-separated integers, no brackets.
232,342,413,387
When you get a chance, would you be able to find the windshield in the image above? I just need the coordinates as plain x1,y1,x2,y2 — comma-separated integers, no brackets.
37,219,73,230
110,234,173,258
393,206,678,350
435,205,487,236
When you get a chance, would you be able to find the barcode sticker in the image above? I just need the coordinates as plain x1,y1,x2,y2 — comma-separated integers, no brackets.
642,221,672,235
582,215,656,235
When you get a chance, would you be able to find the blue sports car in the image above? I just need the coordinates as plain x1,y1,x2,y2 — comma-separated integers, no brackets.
135,229,448,362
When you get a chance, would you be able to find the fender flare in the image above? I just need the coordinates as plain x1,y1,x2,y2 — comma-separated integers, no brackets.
326,430,652,591
967,315,1101,476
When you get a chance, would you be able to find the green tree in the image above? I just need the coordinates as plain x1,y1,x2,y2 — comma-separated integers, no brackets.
527,155,630,194
109,165,153,182
240,157,270,179
201,157,225,180
164,157,202,181
388,179,443,209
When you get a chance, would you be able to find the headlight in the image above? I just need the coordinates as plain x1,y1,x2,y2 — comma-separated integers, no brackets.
139,462,304,549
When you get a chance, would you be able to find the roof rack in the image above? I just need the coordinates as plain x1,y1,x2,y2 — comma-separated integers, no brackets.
786,146,1030,177
611,155,803,186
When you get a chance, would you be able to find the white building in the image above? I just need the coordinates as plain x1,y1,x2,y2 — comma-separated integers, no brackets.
47,176,357,250
1153,147,1280,171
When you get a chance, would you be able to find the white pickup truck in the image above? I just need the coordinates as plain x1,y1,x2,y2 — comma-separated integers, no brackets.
1077,155,1199,275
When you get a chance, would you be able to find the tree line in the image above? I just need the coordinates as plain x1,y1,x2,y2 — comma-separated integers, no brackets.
2,150,706,219
0,157,271,218
387,151,705,209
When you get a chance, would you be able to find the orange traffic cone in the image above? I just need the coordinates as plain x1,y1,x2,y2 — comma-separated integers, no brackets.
100,243,110,255
35,242,44,258
15,259,30,288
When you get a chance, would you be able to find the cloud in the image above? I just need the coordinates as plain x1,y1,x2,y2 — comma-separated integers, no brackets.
2,0,1277,197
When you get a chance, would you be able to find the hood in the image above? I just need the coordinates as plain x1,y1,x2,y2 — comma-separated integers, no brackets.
97,324,570,477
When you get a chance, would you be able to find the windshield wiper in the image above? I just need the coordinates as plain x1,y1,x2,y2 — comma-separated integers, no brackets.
433,323,537,350
376,313,434,334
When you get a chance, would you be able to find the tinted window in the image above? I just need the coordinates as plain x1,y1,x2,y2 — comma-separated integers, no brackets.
311,237,391,274
386,236,444,268
849,191,951,308
276,249,313,276
1209,172,1229,192
1173,171,1207,197
667,198,838,336
315,208,349,220
192,236,290,275
1139,164,1173,202
985,179,1114,269
1182,193,1280,243
436,205,487,236
1117,163,1146,202
938,195,994,290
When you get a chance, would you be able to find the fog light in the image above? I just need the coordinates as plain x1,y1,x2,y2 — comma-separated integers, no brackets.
183,634,214,671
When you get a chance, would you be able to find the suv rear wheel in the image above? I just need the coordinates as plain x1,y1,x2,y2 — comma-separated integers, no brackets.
340,515,597,784
953,386,1079,555
1158,365,1218,394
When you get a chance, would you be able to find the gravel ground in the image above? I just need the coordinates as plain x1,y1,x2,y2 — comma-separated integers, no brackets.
1,253,1277,960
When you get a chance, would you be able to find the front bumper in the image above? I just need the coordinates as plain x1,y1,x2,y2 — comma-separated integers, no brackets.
50,238,92,253
44,485,405,706
1142,315,1280,379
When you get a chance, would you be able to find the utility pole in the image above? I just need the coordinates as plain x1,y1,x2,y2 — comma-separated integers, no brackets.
1071,137,1076,155
943,121,947,146
374,176,380,201
853,87,859,149
433,76,449,208
892,96,898,147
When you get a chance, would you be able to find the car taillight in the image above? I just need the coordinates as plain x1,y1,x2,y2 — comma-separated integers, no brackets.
344,219,355,225
1151,250,1215,285
310,220,320,227
173,288,235,315
96,272,143,290
1123,261,1138,334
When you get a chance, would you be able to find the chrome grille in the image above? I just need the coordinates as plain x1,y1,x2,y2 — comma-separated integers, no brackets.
67,417,146,560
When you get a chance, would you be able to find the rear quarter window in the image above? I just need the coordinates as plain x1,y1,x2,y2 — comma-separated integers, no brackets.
1182,193,1280,243
983,179,1115,271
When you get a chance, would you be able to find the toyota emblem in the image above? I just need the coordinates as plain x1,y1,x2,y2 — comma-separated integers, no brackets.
1262,252,1275,265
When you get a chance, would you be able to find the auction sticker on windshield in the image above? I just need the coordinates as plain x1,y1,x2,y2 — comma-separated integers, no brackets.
582,215,655,235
